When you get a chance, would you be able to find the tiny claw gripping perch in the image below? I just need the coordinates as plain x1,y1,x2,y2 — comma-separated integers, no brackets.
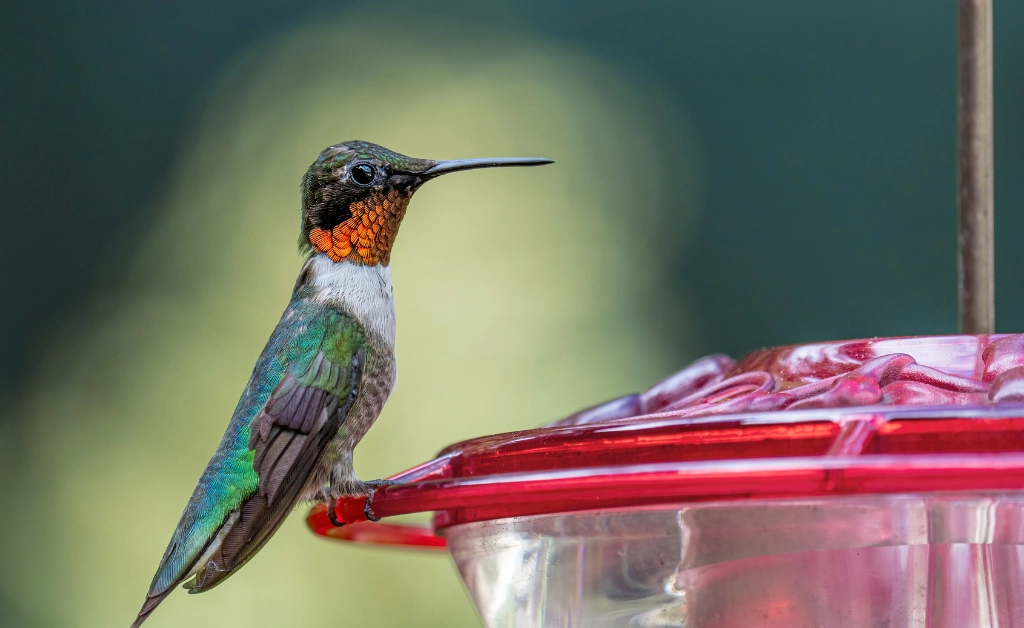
327,504,345,527
362,479,399,522
363,489,379,522
326,480,400,526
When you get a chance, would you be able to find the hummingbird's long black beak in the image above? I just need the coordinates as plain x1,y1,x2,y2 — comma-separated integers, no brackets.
421,157,554,177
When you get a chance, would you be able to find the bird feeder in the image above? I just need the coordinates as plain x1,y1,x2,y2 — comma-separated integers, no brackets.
307,2,1016,625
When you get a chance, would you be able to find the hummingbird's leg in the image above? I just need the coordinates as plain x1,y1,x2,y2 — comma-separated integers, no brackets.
361,479,399,522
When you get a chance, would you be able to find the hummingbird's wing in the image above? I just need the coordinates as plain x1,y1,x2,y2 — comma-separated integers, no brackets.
132,302,367,627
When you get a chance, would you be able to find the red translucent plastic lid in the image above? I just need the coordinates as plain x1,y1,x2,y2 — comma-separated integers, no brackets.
308,334,1024,547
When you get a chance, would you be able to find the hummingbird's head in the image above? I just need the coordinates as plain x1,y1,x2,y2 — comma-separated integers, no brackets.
300,141,552,266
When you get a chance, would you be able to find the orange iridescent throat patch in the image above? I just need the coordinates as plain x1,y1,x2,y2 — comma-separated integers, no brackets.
308,190,410,266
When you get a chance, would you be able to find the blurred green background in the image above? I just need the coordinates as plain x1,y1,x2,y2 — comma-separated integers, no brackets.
2,1,1023,627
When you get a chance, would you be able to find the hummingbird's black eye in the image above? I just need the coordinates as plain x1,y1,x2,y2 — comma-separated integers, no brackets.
351,163,376,186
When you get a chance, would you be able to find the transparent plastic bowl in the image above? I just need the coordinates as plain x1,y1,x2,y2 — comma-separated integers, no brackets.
308,334,1024,627
447,494,1024,627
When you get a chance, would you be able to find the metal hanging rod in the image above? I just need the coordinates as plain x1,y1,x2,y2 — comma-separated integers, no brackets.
958,0,995,334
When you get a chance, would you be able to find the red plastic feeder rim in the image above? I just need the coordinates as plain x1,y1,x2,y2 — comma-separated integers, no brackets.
307,334,1024,549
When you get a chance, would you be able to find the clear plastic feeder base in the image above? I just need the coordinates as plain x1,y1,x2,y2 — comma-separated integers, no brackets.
448,494,1024,627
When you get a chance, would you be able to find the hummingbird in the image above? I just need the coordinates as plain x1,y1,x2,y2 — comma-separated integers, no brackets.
131,141,552,627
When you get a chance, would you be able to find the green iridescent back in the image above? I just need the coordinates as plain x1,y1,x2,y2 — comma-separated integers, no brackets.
145,294,365,598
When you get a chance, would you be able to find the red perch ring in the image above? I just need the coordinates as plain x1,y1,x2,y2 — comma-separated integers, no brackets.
308,334,1024,540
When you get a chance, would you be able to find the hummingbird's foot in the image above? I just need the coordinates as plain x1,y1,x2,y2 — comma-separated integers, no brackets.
363,489,379,522
326,504,344,527
361,479,399,523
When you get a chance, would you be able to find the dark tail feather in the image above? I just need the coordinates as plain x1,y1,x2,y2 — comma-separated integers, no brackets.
130,588,172,628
